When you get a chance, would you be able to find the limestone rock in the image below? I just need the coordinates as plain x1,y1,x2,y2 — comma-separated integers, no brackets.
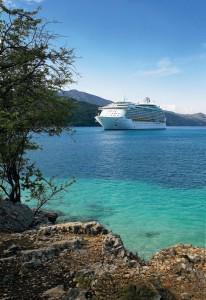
0,220,205,300
44,211,58,224
180,292,192,300
33,210,59,227
3,243,21,256
0,200,34,232
20,238,82,264
102,232,124,256
66,288,88,300
38,221,108,236
2,274,15,284
42,285,66,299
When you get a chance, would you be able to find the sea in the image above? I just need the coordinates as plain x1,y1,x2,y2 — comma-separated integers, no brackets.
28,127,206,259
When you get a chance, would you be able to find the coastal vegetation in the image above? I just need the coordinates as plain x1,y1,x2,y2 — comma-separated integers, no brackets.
68,99,99,127
0,2,75,204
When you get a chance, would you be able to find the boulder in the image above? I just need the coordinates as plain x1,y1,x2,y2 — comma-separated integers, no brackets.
66,288,88,300
102,232,125,256
42,286,89,300
32,210,59,227
0,200,34,232
45,211,58,224
3,243,22,256
42,285,66,299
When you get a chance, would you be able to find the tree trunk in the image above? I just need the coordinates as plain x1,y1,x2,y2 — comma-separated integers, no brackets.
9,182,21,203
7,164,21,203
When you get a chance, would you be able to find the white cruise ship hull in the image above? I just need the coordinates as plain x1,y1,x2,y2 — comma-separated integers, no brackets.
95,116,166,130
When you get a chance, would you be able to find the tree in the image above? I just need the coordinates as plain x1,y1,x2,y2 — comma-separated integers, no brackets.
0,1,75,204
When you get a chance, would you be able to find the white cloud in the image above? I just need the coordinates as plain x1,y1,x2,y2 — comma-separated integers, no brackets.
3,0,44,4
136,57,181,78
24,0,44,2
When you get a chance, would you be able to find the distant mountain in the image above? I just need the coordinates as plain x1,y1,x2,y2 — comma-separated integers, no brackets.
61,89,112,106
165,111,206,126
61,90,206,127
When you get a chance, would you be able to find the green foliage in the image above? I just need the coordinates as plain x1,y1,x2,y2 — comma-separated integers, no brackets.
0,2,75,203
22,164,76,215
68,99,99,126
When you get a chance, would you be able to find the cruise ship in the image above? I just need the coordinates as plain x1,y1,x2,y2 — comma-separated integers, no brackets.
95,98,166,130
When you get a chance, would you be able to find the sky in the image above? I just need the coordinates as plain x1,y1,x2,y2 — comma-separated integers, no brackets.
3,0,206,113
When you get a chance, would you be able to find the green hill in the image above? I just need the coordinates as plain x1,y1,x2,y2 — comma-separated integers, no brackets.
69,99,99,126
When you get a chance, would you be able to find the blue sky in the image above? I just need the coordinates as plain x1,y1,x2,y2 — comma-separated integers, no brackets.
5,0,206,113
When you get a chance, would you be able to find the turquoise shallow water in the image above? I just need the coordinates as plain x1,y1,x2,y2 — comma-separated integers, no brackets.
29,127,206,258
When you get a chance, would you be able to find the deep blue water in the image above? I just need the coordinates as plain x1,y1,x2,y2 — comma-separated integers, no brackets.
29,127,206,258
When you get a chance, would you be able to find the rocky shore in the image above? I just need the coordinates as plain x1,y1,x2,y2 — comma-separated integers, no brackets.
0,220,205,300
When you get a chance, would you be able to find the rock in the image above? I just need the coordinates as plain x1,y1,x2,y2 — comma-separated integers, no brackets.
2,274,15,284
83,221,108,235
31,258,42,268
0,256,16,263
21,261,36,270
42,285,66,299
32,210,59,227
65,221,107,235
128,259,138,267
33,214,50,227
66,288,88,300
38,221,108,236
0,200,34,232
76,268,95,278
180,292,192,300
19,238,82,265
186,254,202,264
102,233,125,256
102,233,141,269
3,243,21,255
45,211,58,224
38,226,53,236
0,219,205,300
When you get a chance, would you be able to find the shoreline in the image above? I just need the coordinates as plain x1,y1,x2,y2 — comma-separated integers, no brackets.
0,220,205,299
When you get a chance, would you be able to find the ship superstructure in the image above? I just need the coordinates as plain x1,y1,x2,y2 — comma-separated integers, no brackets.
95,98,166,130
